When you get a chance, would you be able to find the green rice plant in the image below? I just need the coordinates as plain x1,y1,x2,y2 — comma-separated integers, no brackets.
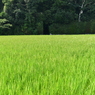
0,35,95,95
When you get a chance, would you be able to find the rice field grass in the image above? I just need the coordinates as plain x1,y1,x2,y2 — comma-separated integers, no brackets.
0,35,95,95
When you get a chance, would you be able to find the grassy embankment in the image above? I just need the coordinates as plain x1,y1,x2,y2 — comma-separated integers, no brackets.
0,35,95,95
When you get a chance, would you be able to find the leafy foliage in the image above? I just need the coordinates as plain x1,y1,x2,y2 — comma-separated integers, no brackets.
0,0,95,34
0,18,12,29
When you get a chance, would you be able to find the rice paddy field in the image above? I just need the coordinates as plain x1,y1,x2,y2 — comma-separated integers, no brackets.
0,35,95,95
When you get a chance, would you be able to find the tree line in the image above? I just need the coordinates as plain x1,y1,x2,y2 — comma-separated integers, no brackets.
0,0,95,35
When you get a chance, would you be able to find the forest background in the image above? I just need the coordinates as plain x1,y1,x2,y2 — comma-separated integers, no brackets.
0,0,95,35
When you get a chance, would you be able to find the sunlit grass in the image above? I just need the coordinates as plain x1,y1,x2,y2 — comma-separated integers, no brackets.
0,35,95,95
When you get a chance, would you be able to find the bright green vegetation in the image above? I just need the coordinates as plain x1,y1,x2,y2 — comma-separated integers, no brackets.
0,35,95,95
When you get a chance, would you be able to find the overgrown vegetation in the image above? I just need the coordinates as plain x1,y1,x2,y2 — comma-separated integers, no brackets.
0,0,95,34
0,35,95,95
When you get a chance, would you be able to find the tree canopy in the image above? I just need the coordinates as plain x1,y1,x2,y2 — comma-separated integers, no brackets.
0,0,95,35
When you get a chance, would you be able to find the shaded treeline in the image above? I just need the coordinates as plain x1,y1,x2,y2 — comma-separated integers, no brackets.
0,0,95,35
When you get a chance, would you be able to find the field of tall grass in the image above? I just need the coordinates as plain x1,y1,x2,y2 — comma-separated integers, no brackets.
0,35,95,95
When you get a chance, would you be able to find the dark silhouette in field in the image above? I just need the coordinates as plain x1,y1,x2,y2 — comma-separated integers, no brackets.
43,21,50,35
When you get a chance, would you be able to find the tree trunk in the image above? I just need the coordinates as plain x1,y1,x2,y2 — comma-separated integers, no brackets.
0,0,3,12
43,21,50,35
78,0,85,22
